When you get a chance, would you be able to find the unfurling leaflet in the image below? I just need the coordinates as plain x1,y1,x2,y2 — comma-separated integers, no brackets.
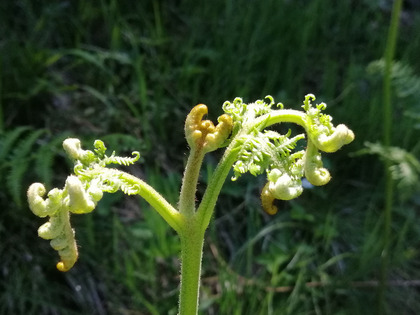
27,138,140,271
222,94,354,215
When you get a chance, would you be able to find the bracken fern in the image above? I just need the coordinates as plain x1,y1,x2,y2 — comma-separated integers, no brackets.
3,128,47,207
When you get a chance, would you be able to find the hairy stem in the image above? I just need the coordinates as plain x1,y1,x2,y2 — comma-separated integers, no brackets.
197,142,240,230
179,148,205,216
178,219,205,315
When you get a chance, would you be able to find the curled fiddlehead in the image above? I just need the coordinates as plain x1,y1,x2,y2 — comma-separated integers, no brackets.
185,104,233,153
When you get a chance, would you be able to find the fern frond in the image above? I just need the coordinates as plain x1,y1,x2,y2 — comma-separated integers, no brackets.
368,59,420,100
102,151,140,166
120,176,141,195
0,126,32,162
28,138,147,271
265,130,305,158
222,95,354,212
232,131,304,180
232,135,271,180
367,59,420,124
7,129,46,207
361,142,420,200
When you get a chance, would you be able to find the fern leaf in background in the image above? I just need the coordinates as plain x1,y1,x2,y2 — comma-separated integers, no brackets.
368,59,420,128
358,142,420,201
0,126,32,162
3,128,46,207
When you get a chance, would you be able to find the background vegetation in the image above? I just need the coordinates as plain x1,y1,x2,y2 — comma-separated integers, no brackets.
1,0,420,314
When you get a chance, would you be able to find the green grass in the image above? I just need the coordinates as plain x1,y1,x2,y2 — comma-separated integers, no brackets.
1,0,420,314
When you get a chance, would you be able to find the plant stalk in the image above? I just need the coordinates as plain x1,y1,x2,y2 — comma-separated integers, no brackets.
378,0,403,313
178,220,205,315
179,148,205,216
0,56,3,132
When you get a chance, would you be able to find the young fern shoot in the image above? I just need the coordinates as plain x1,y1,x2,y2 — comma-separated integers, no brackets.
28,94,354,314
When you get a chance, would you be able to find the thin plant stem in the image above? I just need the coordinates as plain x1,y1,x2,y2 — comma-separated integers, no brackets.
378,0,403,313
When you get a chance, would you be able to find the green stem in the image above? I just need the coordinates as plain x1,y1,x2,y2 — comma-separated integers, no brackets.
178,218,205,315
197,142,240,229
177,146,238,315
378,0,403,313
253,109,307,130
179,148,205,216
99,168,182,233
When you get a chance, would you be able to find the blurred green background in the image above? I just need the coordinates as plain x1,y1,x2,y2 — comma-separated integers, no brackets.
1,0,420,314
